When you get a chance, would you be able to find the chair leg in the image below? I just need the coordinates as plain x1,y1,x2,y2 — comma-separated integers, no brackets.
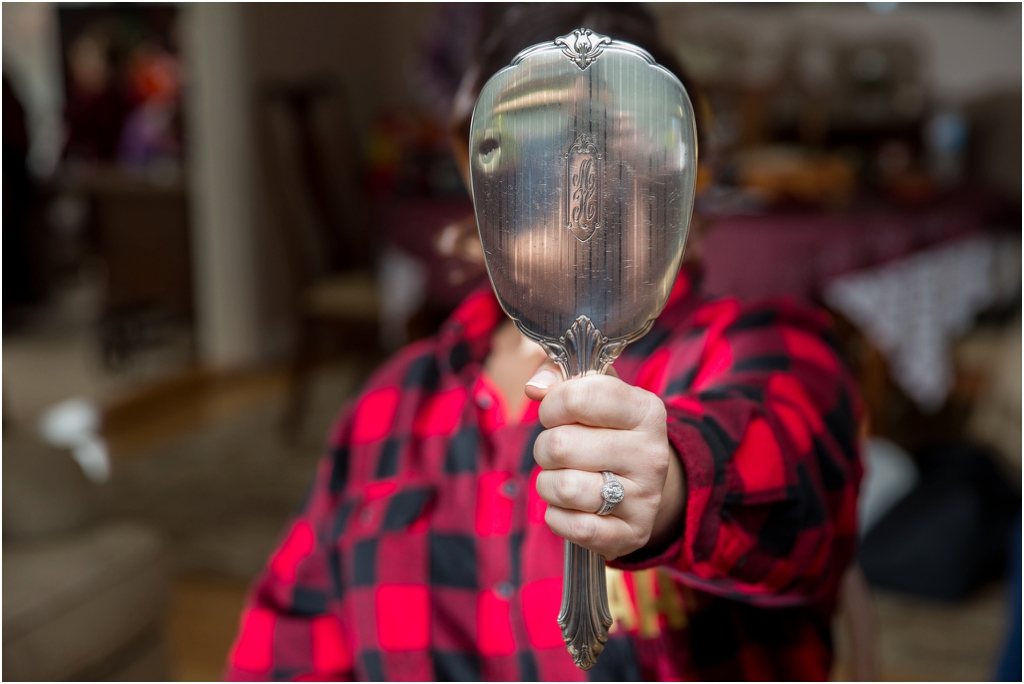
840,564,880,681
282,318,317,442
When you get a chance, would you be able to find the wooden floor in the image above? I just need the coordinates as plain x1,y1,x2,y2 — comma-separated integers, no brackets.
103,369,288,680
103,367,291,460
835,585,1007,681
165,576,249,682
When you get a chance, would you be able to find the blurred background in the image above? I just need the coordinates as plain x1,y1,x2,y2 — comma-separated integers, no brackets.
2,2,1020,681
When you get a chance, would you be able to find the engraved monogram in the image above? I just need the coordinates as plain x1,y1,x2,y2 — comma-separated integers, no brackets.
566,134,601,241
554,28,612,70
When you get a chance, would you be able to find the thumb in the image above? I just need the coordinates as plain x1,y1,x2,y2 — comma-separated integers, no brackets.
524,360,564,402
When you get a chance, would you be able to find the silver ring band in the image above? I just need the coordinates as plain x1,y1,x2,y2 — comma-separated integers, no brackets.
596,470,625,516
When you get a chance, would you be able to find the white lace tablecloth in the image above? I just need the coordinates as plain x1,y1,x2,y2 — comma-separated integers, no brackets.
823,234,1022,412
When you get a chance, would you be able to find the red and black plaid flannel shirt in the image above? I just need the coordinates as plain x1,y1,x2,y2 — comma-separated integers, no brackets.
227,265,863,681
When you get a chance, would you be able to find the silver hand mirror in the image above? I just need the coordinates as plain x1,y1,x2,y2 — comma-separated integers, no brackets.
470,28,697,669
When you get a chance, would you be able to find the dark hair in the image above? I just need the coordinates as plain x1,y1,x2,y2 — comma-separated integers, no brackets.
450,3,704,144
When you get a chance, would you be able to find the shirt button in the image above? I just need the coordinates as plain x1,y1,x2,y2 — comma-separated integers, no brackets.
503,481,519,497
496,582,514,598
476,392,493,409
359,507,374,523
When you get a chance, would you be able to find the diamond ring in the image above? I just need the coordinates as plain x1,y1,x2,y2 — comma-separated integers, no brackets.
596,471,625,516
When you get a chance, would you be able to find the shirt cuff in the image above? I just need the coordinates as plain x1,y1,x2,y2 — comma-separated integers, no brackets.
608,407,716,572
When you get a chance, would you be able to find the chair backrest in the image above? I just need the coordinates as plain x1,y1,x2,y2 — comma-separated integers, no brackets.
257,76,370,293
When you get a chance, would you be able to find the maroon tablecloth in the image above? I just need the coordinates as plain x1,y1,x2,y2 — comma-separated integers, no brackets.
700,199,989,301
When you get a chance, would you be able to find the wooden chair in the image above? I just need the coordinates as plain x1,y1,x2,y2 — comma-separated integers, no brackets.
257,76,380,439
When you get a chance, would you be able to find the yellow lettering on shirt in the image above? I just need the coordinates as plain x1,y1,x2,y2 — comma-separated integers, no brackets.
606,567,688,638
606,567,637,633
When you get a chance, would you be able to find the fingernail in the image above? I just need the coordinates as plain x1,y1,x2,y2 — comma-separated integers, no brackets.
526,369,559,390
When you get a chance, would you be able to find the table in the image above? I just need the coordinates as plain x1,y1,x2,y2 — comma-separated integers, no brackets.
700,195,993,301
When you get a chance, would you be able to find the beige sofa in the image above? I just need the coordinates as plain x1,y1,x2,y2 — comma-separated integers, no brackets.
3,430,172,681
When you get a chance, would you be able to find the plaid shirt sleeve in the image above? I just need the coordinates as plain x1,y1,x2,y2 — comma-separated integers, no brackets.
611,296,863,608
225,409,357,681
